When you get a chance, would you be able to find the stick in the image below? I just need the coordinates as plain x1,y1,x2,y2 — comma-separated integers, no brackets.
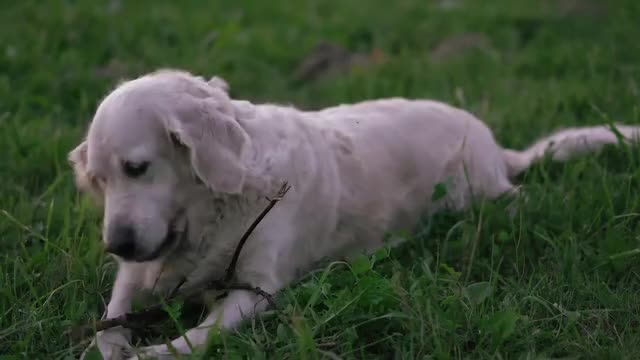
223,183,290,283
70,182,290,341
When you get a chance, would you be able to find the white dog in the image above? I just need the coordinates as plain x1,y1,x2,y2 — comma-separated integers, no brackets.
69,69,639,359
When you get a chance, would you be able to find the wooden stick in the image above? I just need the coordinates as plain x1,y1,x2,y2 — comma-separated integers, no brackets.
223,183,291,283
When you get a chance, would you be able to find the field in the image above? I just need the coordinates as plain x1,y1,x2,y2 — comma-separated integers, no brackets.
2,0,640,358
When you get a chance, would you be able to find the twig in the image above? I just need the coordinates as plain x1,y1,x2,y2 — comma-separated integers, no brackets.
70,182,290,341
167,277,188,300
70,300,206,339
223,182,291,283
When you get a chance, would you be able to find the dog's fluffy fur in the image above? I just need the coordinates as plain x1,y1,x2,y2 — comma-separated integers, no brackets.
70,69,640,359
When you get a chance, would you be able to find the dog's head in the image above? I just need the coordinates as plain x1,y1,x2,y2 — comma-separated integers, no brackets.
69,70,251,262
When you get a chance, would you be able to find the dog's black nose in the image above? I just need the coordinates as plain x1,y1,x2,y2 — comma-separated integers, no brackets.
105,225,137,259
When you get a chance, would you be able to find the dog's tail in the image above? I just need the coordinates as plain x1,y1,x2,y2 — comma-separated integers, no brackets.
503,124,640,177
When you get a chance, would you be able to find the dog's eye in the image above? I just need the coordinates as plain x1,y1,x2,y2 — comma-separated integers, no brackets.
122,160,150,178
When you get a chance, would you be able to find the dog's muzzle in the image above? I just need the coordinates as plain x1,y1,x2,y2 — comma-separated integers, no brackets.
107,211,188,263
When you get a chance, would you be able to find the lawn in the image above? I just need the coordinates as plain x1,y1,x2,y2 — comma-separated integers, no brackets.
1,0,640,358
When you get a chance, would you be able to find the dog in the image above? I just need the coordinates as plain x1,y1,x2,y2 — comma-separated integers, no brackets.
69,69,639,359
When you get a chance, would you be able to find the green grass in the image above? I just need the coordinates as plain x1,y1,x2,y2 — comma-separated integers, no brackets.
2,0,640,358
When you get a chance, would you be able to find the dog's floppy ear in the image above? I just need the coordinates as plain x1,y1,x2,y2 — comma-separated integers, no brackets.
68,140,103,200
68,141,91,190
167,94,251,194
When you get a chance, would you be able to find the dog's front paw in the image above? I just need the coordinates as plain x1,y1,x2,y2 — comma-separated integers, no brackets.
91,327,133,360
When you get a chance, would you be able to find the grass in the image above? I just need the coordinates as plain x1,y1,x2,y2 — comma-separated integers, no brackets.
1,0,640,358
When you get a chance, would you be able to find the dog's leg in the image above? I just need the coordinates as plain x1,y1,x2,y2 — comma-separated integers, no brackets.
86,265,140,360
132,289,271,359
